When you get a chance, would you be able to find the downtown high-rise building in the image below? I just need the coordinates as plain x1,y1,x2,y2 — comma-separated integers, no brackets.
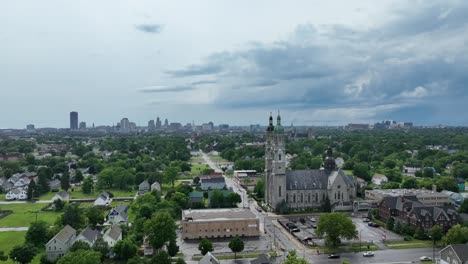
70,111,78,130
148,120,155,131
156,117,162,129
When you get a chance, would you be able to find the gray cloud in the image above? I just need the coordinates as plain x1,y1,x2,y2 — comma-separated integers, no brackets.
191,80,217,85
164,1,468,124
135,24,163,34
140,85,194,93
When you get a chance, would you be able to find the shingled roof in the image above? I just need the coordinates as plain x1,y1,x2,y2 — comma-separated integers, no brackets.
285,169,354,190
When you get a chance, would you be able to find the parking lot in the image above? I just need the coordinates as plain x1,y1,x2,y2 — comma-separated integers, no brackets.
277,214,402,248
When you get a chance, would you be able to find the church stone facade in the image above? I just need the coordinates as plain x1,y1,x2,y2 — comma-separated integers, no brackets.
264,113,356,212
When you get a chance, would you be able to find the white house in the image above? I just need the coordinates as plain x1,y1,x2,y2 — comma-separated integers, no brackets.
199,252,220,264
52,190,70,202
103,226,122,247
138,180,150,195
93,192,111,207
45,225,76,261
74,227,101,246
371,174,388,186
403,164,421,177
5,188,27,200
107,204,128,225
151,181,161,192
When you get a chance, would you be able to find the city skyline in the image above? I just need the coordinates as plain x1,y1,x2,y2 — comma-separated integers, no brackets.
2,1,468,128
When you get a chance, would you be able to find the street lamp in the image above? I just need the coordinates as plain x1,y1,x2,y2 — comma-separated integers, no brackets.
359,229,362,252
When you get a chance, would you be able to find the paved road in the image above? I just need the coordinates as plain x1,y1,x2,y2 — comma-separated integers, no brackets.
0,227,29,232
0,200,52,204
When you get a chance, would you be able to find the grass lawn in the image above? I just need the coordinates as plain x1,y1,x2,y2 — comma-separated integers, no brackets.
207,153,229,164
68,187,136,199
312,243,379,254
190,155,206,164
0,231,26,264
190,164,211,177
384,239,435,249
161,182,181,195
0,203,60,227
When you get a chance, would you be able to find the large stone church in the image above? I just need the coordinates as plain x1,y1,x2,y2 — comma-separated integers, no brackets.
264,113,356,212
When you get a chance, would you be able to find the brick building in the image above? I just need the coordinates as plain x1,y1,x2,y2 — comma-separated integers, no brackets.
181,208,259,239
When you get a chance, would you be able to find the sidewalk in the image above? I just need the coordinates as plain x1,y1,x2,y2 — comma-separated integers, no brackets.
0,227,29,232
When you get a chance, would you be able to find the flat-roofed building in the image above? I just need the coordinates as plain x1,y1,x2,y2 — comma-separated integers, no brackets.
365,187,450,206
182,208,259,240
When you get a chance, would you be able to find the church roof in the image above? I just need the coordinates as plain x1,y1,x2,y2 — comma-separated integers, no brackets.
285,169,354,190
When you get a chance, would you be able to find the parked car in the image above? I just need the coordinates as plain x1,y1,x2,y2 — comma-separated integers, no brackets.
371,223,380,228
291,228,300,232
299,218,306,224
363,218,370,222
303,236,312,242
367,222,374,226
310,217,317,222
256,207,262,212
328,254,340,259
363,251,374,257
286,223,297,228
311,223,317,229
419,256,432,261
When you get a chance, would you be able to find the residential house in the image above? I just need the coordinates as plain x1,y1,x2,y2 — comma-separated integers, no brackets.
439,244,468,264
93,192,111,207
138,180,150,195
378,195,459,232
49,179,61,192
45,225,76,261
5,188,27,200
441,190,464,206
371,174,388,186
200,176,225,190
143,236,154,256
251,253,271,264
74,227,101,246
52,191,69,202
151,181,161,192
189,192,204,207
199,252,220,264
107,204,128,225
103,226,122,247
402,164,421,177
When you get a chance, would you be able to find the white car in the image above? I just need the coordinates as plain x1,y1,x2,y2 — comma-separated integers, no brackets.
363,251,374,257
419,256,432,261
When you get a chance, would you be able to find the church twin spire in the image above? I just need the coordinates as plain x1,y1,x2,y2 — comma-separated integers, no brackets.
266,111,284,132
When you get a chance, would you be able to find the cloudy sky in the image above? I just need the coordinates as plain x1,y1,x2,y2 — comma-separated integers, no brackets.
1,0,468,128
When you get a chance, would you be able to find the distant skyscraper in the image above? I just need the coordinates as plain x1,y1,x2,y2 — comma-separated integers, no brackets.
120,118,130,132
164,118,169,128
79,122,86,130
70,112,78,130
156,117,162,129
26,124,35,131
148,120,155,131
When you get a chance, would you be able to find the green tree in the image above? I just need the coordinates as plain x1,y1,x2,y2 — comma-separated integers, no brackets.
225,192,242,207
92,237,109,259
198,239,214,255
82,177,94,194
0,251,7,261
176,257,186,264
386,217,394,231
253,178,264,199
114,239,138,261
167,239,179,257
193,176,200,185
37,168,51,194
401,178,418,189
459,199,468,214
144,211,177,250
228,236,244,259
382,182,400,189
210,189,225,208
320,197,332,213
61,172,70,191
86,206,104,227
443,225,468,245
70,241,91,252
53,199,65,211
152,250,171,264
164,166,180,189
170,192,188,209
283,250,308,264
57,249,101,264
26,221,49,247
353,163,370,181
316,213,358,247
428,225,443,244
61,203,85,230
393,221,402,234
74,170,84,183
26,180,37,200
9,244,37,264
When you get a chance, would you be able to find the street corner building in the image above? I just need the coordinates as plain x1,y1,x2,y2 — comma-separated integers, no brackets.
181,208,260,240
264,113,357,212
